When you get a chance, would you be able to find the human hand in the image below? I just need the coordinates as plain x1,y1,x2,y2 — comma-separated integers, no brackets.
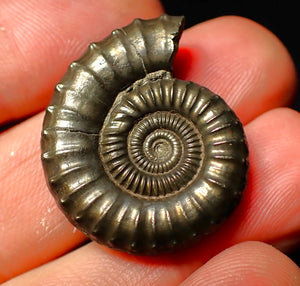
0,1,299,285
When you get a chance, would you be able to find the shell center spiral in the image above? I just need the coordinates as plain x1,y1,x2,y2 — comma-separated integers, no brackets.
128,113,184,174
100,109,203,197
144,130,178,162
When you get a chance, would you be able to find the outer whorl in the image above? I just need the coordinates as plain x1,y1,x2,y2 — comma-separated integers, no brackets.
41,15,248,255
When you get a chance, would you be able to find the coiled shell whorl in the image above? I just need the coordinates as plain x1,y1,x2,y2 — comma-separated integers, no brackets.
41,14,248,255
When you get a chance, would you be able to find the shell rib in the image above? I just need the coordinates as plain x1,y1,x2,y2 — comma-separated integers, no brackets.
41,14,248,255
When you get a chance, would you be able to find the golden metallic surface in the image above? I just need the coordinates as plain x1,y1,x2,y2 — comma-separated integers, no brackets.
41,15,248,255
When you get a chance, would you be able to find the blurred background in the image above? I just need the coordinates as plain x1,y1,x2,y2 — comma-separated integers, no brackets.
160,0,300,265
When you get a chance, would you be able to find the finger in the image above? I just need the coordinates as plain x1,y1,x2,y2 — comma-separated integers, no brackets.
180,241,300,286
7,242,299,286
1,107,300,283
174,16,297,123
0,0,163,125
2,242,194,286
0,113,88,282
7,243,299,286
0,13,296,126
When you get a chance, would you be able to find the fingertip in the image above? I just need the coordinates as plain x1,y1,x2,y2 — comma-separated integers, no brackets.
175,16,297,123
0,113,88,282
181,241,300,286
0,0,164,125
239,107,300,239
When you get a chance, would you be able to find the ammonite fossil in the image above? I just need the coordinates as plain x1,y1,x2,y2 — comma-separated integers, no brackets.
41,14,248,255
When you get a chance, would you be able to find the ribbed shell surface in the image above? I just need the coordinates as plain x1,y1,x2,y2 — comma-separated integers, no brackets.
41,15,248,255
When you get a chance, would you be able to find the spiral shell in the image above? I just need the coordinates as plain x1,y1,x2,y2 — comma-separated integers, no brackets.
41,14,248,255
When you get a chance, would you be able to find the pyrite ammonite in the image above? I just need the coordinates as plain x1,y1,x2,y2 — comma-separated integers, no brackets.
41,14,248,255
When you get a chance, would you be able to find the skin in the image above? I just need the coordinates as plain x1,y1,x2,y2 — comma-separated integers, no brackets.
0,0,299,285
